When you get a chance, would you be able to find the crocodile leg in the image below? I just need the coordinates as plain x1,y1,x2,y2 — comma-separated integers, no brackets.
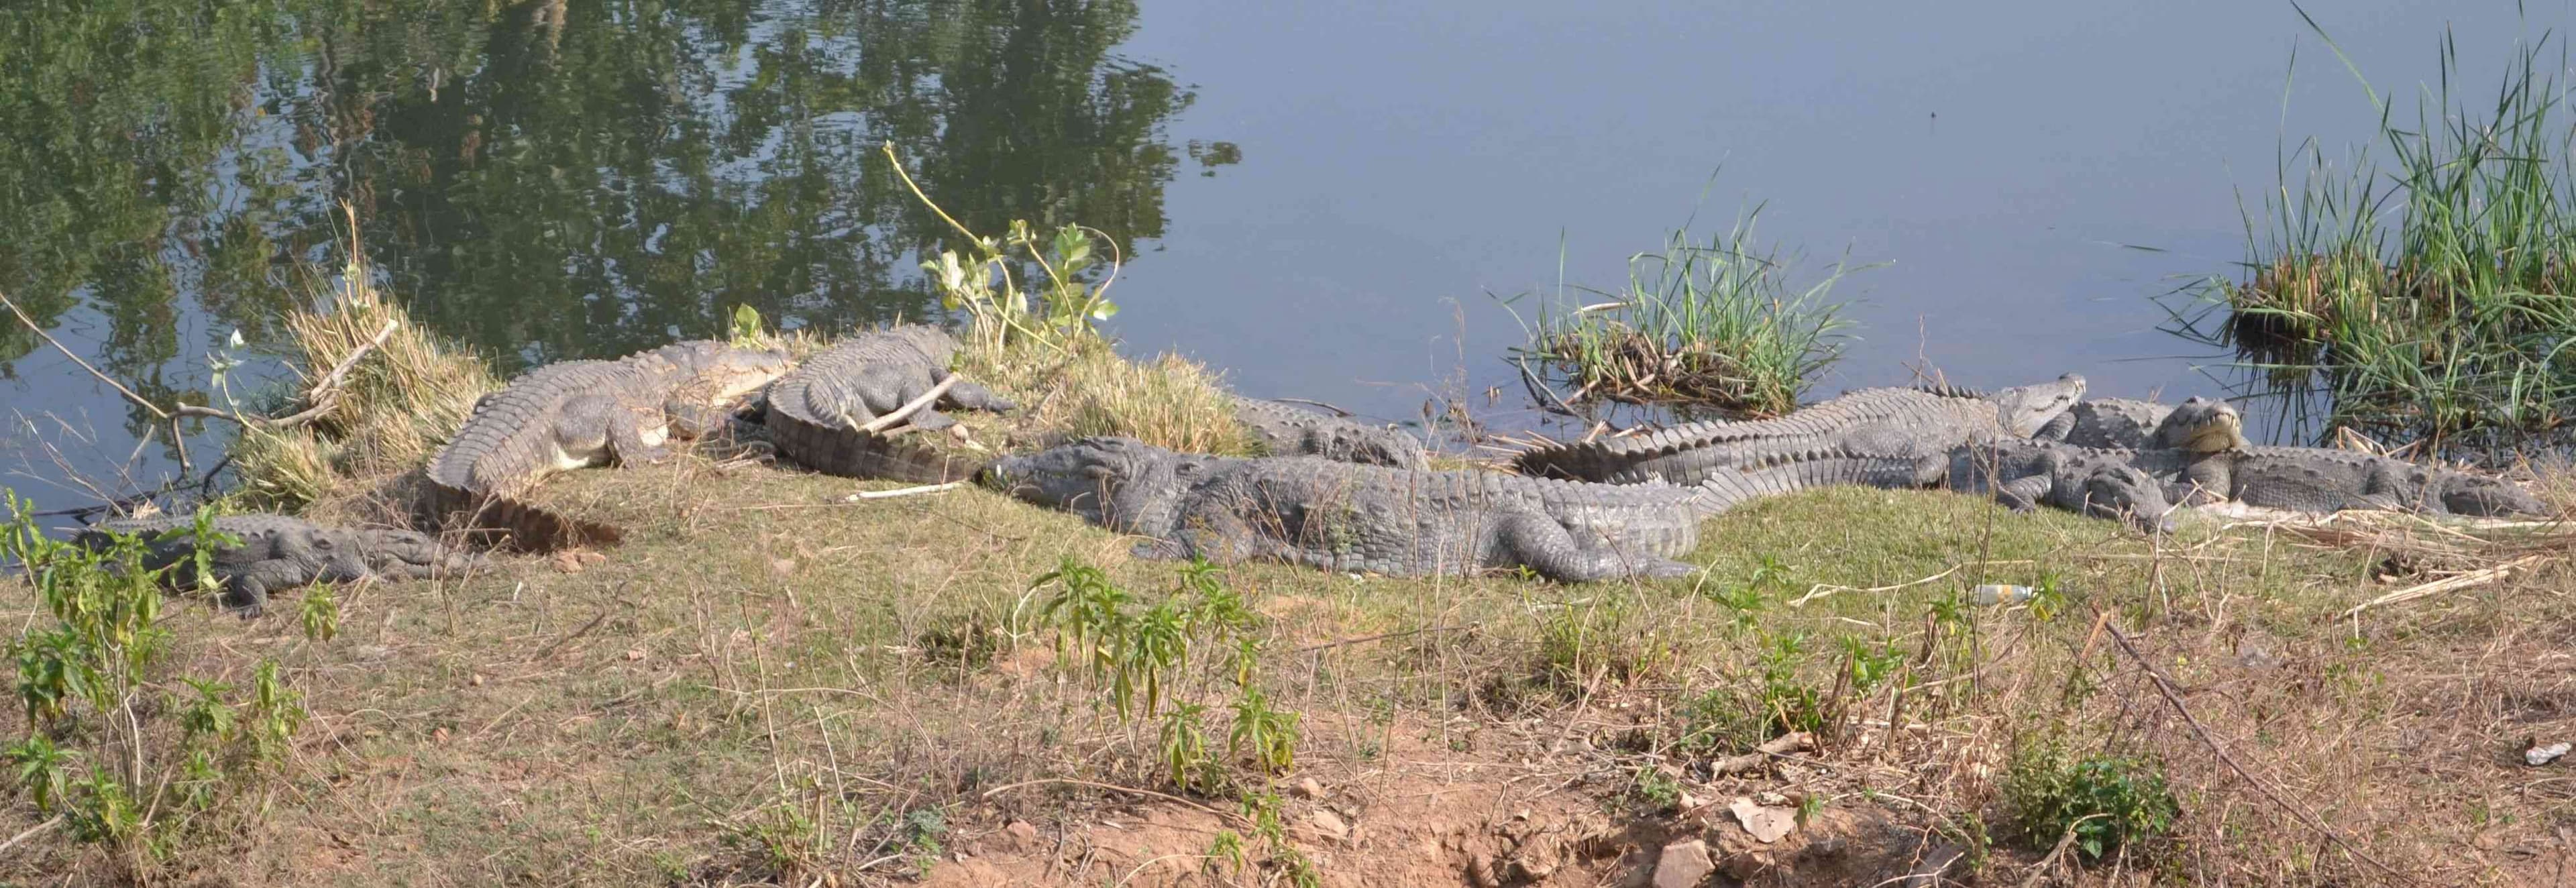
220,569,282,618
605,403,676,464
934,372,1018,413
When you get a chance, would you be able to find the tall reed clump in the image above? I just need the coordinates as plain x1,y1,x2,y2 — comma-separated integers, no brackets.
2177,28,2576,447
883,143,1254,455
228,245,496,514
1509,206,1858,417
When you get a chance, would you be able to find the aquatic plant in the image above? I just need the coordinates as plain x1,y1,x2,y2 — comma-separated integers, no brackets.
2171,21,2576,449
1508,205,1858,417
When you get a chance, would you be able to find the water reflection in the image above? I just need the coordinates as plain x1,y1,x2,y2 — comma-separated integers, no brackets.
0,0,1205,453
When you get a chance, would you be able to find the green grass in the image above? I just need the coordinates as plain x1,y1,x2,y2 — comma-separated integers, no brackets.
1507,205,1860,417
2170,21,2576,448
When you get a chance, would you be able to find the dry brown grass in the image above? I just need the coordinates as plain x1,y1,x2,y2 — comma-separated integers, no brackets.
962,337,1254,456
227,261,496,516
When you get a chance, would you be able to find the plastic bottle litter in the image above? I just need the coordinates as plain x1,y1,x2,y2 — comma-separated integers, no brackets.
1970,584,2036,606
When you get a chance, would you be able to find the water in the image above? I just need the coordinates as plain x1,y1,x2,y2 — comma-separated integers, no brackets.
1,0,2565,511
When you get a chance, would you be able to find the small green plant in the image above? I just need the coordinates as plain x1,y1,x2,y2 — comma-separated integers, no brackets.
1627,765,1684,812
1534,596,1674,697
1205,828,1247,877
3,490,307,867
1505,207,1862,414
300,583,341,642
1160,702,1217,794
1026,557,1294,787
1757,632,1825,736
1228,686,1299,775
726,304,767,348
2002,739,2180,862
1840,636,1907,697
886,142,1120,355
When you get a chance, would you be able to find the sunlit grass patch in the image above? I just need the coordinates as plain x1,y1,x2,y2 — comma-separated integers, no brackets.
1509,206,1858,416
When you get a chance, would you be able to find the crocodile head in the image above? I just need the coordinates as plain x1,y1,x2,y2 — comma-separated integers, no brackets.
1988,373,2086,437
979,436,1198,534
649,340,797,407
2156,396,2249,453
354,527,484,576
2074,461,2180,534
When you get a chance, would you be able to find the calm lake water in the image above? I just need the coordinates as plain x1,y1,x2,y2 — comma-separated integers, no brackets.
0,0,2564,508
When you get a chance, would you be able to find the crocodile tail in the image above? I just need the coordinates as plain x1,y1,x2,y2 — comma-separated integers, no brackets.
420,484,623,553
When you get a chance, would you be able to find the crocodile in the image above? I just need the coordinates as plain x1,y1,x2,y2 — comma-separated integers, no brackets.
2165,445,2549,516
765,325,1017,482
76,514,481,618
1231,396,1426,467
423,339,793,549
979,436,1926,581
1509,374,2088,489
2037,396,2253,451
1941,438,2182,532
2026,398,2546,517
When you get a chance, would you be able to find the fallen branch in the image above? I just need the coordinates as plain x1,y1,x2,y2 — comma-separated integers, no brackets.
1712,730,1815,775
2093,605,2416,885
981,777,1248,827
1,288,397,430
2339,555,2540,620
0,816,60,856
1292,622,1475,655
847,482,963,500
2012,813,2108,888
855,374,960,433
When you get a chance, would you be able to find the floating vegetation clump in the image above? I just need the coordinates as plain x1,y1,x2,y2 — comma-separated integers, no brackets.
1509,207,1859,417
2174,28,2576,449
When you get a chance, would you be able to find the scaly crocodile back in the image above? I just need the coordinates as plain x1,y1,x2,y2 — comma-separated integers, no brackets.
1230,396,1427,467
1510,386,1998,484
421,343,721,551
767,325,986,482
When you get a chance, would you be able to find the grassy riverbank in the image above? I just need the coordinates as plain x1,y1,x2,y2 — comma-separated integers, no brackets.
8,288,2574,885
2180,31,2576,449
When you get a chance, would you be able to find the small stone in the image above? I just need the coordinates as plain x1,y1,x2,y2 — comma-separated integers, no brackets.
1292,777,1326,799
1729,797,1796,844
1307,809,1350,842
1002,820,1040,849
469,673,486,687
1652,839,1714,888
1466,856,1502,888
624,648,647,662
2529,741,2571,767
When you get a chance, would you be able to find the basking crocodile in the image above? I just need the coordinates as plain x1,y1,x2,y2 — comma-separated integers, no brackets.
77,514,480,617
766,325,1016,482
1941,439,2182,532
2026,398,2546,518
2165,445,2548,516
980,436,1924,581
1231,396,1426,468
423,339,793,549
1510,374,2088,488
2037,396,2252,451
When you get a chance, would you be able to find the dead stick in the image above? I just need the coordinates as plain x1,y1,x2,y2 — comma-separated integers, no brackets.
0,816,60,855
2092,606,2415,884
856,375,960,433
852,482,961,500
980,777,1249,826
0,290,168,420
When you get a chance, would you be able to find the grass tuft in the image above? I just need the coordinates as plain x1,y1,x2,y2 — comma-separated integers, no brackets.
1509,205,1858,416
2173,27,2576,448
227,243,495,516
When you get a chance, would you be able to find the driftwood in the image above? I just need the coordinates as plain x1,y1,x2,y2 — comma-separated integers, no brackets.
851,374,960,434
1,288,397,431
